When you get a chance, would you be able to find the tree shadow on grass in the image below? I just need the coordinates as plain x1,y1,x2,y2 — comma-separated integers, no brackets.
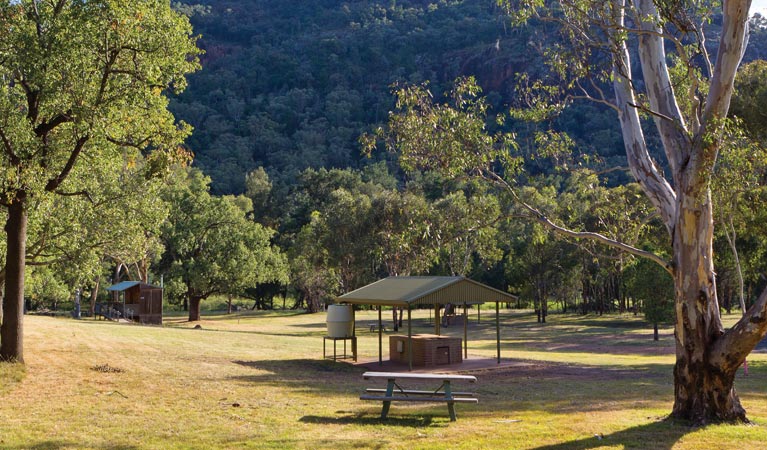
230,358,362,393
532,419,691,450
300,411,442,428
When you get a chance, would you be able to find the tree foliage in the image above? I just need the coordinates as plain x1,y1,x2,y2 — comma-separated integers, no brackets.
0,0,200,362
495,0,760,424
159,169,287,321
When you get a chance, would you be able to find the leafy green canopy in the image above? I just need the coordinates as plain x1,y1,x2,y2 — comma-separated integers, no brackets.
0,0,200,361
0,0,200,203
160,169,288,318
363,77,517,178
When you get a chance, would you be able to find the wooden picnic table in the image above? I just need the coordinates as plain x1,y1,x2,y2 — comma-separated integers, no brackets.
360,371,478,421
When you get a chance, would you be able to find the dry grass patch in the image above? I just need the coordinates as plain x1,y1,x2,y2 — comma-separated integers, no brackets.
0,361,25,395
0,311,766,449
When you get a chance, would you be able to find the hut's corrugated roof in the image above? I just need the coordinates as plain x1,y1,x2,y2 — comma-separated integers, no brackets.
106,281,161,291
335,276,516,307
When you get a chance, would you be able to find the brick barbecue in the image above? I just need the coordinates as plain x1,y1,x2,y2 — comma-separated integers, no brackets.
389,334,462,366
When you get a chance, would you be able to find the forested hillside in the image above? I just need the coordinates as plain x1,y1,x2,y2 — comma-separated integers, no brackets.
171,1,767,195
160,1,767,317
9,1,766,326
169,0,625,194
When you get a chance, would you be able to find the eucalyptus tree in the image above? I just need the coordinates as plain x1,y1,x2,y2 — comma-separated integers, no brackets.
159,169,287,322
371,0,759,423
368,189,436,330
711,126,767,312
289,211,339,313
369,189,436,278
431,191,503,277
0,0,199,362
496,1,764,422
729,60,767,142
711,60,767,315
626,257,675,341
289,187,375,312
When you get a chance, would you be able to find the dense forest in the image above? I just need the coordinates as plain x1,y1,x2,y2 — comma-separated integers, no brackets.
170,1,767,194
165,1,767,318
7,1,767,331
169,0,634,194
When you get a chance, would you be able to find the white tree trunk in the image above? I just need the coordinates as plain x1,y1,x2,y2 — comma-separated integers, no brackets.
613,0,761,423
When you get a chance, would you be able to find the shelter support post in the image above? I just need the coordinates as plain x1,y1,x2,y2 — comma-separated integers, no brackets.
408,306,412,371
434,304,440,336
378,306,383,365
463,303,468,359
496,301,500,364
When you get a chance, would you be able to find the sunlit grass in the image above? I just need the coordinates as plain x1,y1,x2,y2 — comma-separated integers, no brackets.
0,360,25,395
1,310,766,448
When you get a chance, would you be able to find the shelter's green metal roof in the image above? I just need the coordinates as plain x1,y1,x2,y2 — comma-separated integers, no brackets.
336,276,516,307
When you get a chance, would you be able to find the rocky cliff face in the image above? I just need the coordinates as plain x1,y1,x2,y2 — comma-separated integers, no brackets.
442,38,538,100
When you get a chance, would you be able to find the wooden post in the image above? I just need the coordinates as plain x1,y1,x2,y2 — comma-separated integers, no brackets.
352,307,357,361
435,303,440,336
463,303,468,359
408,306,413,371
496,301,501,364
378,305,383,365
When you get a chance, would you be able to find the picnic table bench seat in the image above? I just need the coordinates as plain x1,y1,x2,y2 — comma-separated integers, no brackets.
360,394,479,403
360,371,478,421
365,388,476,397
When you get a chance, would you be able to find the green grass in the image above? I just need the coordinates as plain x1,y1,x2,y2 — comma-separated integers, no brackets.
1,310,766,449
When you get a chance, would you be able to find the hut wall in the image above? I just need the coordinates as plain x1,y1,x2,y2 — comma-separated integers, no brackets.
139,288,163,325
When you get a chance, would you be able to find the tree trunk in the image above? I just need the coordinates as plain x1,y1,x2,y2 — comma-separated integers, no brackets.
653,323,659,341
1,200,28,362
723,220,746,313
670,193,746,423
392,308,399,331
89,278,100,317
0,269,5,325
188,295,203,322
136,260,149,284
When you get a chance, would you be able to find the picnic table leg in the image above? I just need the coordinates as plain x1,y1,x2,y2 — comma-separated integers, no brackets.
444,381,457,421
381,378,395,419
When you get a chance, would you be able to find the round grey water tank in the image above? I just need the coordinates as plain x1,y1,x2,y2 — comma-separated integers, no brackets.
326,304,354,337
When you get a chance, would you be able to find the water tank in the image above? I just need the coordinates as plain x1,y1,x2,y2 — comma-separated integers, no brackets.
326,304,354,337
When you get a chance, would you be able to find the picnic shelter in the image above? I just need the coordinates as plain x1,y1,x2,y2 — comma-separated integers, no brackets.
335,276,517,370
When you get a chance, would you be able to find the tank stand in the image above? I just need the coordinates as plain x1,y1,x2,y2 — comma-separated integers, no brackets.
323,336,357,362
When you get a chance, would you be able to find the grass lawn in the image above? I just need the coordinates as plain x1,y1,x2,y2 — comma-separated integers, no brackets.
2,309,767,449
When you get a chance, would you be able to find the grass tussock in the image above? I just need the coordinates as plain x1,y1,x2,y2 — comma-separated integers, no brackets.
0,310,765,449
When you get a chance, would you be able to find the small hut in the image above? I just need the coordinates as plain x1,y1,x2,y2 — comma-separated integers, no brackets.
105,281,163,325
